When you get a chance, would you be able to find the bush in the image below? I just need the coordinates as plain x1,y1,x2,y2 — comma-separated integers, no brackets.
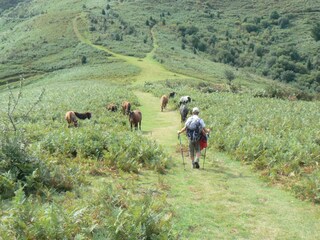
255,45,264,57
0,134,77,199
281,70,296,82
243,23,260,33
311,22,320,41
41,130,169,173
278,17,289,29
81,55,87,64
270,10,280,20
94,186,175,239
224,69,235,83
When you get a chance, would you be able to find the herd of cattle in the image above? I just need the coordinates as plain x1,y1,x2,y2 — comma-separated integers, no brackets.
65,92,192,130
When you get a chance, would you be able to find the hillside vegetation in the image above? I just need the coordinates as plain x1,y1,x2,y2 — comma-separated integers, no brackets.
1,0,320,239
1,0,320,97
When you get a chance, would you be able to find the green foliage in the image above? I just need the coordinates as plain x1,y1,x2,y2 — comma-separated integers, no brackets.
243,23,260,33
281,70,296,82
278,17,289,29
0,79,173,237
0,134,78,199
311,22,320,41
41,129,168,173
92,186,174,239
270,10,280,20
224,69,236,82
0,182,175,239
0,0,26,12
146,80,320,203
81,55,87,64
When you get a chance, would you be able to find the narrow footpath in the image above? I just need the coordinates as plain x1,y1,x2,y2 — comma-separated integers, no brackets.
136,91,320,240
73,16,320,239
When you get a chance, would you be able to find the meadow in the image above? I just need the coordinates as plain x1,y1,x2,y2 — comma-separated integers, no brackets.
143,79,320,203
1,0,320,239
0,78,176,239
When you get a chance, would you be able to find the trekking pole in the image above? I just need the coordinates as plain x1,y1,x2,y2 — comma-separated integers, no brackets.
203,147,207,170
203,133,209,170
178,134,186,170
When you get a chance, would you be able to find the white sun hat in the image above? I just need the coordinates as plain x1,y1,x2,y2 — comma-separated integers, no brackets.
192,107,200,113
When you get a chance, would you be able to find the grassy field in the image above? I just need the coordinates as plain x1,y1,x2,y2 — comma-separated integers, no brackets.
1,0,320,239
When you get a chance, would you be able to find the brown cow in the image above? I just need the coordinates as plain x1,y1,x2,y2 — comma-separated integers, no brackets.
65,111,92,128
129,110,142,131
122,101,131,115
107,103,118,112
160,95,168,112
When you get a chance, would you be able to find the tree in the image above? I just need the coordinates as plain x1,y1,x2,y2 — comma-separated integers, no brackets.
224,69,236,83
281,70,295,82
81,56,87,64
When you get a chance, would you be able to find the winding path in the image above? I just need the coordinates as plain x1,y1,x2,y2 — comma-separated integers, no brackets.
72,15,193,83
73,15,320,239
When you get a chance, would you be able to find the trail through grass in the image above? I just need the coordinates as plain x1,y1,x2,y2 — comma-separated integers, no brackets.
72,14,320,239
73,15,194,83
136,92,320,239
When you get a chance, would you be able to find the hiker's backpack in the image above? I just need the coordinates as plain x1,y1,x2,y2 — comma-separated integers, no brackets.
186,118,202,143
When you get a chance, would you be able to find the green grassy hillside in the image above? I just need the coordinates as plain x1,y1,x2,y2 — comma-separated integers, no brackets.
1,0,319,96
1,0,320,239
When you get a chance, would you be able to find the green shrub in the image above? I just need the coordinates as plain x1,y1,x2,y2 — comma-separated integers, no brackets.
311,22,320,41
270,10,280,20
281,70,296,82
243,23,260,33
224,69,235,82
278,17,289,29
92,185,175,239
0,134,78,199
41,130,169,173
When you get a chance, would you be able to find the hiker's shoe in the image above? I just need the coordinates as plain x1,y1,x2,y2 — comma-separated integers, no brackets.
194,162,200,169
192,162,196,168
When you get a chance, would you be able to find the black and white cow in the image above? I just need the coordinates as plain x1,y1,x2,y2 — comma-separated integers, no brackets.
179,96,191,106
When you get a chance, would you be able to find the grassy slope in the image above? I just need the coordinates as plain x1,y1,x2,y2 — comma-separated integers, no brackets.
1,0,320,239
71,3,320,238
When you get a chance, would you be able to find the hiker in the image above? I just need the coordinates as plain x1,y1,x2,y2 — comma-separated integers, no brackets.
177,107,210,169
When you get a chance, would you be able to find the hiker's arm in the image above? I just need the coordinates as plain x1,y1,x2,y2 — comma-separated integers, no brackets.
202,127,210,134
177,126,186,135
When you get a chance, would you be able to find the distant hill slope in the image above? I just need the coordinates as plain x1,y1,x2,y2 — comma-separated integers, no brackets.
0,0,319,96
0,0,27,12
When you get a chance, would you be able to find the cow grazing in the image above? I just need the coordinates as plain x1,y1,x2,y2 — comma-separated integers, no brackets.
65,111,91,128
129,110,142,131
169,92,176,98
122,101,131,115
179,104,189,122
107,103,118,112
179,96,191,106
160,95,169,112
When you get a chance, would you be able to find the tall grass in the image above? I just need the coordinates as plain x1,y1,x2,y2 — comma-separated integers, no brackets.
0,79,174,237
142,79,320,203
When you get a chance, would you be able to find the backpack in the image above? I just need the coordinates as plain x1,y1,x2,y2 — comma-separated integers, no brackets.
186,118,202,143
